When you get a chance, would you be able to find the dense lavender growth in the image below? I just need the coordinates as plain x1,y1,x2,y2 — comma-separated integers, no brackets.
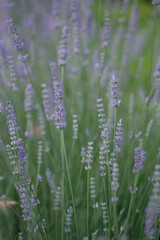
0,1,159,240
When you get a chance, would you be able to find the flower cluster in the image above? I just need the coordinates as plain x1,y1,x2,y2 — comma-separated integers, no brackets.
145,164,160,238
152,0,160,5
133,146,147,174
7,18,24,52
72,114,78,139
65,206,73,233
85,142,94,171
111,74,121,108
99,144,107,177
58,26,69,66
53,80,66,129
114,119,123,153
41,83,54,121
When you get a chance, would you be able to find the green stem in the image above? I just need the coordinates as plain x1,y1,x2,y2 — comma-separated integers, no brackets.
61,130,79,240
125,174,138,234
103,178,111,239
60,131,65,240
87,171,90,239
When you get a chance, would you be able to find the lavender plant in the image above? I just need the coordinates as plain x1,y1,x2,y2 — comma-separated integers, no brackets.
0,1,160,240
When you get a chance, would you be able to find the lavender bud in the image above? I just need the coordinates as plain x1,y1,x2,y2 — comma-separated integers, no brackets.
37,174,42,181
72,114,78,139
81,147,86,163
65,206,73,233
99,144,107,177
18,53,29,63
24,84,34,111
8,55,19,91
37,104,46,137
133,146,147,174
7,18,24,52
101,10,110,48
53,80,66,129
37,141,43,165
97,98,107,130
53,186,61,211
6,101,18,149
145,164,160,238
101,202,108,232
114,119,123,153
85,142,94,171
58,26,69,66
111,74,121,108
152,0,160,5
45,168,56,194
90,177,97,200
41,83,54,121
110,152,119,202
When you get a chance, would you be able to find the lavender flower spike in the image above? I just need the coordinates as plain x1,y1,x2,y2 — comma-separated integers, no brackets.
111,74,121,108
7,18,24,52
152,0,160,5
58,26,69,66
133,146,147,174
54,80,66,129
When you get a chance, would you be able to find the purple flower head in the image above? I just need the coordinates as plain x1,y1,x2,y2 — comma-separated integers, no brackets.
152,0,160,5
6,101,18,147
114,119,123,153
85,142,94,171
58,26,69,66
101,10,110,48
54,80,66,129
133,146,147,174
37,174,42,181
41,83,54,121
7,18,24,52
18,53,29,63
24,84,34,112
111,74,121,108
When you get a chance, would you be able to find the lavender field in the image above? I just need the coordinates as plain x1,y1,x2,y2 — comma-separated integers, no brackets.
0,0,160,239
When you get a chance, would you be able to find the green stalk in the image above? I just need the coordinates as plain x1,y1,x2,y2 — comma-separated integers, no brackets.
87,171,90,239
125,174,139,234
112,107,118,239
61,130,79,240
103,178,111,239
60,131,65,240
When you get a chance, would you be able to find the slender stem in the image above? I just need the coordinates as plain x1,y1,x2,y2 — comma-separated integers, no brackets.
103,178,111,239
112,107,118,239
61,130,79,240
87,171,90,239
125,174,138,234
60,131,65,240
75,164,83,194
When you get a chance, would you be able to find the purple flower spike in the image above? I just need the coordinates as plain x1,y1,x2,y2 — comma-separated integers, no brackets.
111,74,121,108
58,26,69,66
18,53,29,63
37,174,42,181
152,0,160,5
133,146,147,174
7,18,24,52
54,81,66,129
114,119,123,153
